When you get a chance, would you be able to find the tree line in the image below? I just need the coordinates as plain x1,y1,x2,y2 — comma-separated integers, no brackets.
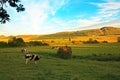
0,37,48,47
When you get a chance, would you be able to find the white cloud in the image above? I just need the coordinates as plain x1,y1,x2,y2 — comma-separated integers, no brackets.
0,0,69,35
98,2,120,11
1,0,120,36
66,0,120,31
64,19,101,31
24,0,120,33
91,0,120,18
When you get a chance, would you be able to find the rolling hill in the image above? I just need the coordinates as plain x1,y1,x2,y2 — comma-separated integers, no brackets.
34,26,120,39
1,26,120,42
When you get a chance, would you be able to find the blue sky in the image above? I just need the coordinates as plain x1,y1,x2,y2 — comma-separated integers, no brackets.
0,0,120,36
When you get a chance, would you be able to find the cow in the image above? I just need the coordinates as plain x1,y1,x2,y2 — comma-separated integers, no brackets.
21,48,40,64
21,48,29,54
25,54,40,64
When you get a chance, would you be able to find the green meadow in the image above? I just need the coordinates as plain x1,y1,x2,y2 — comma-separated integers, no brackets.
0,43,120,80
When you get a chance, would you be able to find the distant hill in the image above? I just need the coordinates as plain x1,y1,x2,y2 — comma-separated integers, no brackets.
16,35,39,41
36,31,87,39
100,27,120,35
35,26,120,39
79,27,120,36
1,26,120,41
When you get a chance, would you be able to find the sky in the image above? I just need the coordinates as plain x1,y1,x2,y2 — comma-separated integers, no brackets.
0,0,120,36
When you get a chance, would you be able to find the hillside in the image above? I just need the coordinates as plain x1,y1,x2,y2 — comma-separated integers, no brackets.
35,31,87,39
100,27,120,35
35,27,120,39
0,35,8,42
16,35,39,41
1,26,120,42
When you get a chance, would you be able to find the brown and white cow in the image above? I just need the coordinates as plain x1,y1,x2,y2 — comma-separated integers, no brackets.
21,48,29,54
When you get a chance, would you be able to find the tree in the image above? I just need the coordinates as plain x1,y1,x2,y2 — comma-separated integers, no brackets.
83,38,99,44
0,0,25,24
26,41,49,46
8,37,25,47
0,41,8,47
8,36,16,47
118,37,120,42
15,38,25,46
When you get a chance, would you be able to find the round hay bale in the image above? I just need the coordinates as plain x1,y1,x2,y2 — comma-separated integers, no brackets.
57,46,72,59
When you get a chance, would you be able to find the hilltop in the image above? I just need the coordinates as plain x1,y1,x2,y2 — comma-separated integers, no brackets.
34,26,120,39
59,26,120,36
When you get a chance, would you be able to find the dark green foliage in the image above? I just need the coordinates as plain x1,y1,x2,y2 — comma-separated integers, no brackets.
15,38,26,46
0,37,49,47
26,41,49,46
8,37,26,47
16,4,25,12
0,0,25,24
73,53,120,61
0,7,10,23
0,41,8,47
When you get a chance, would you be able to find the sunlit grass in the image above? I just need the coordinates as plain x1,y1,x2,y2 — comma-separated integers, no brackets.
0,43,120,80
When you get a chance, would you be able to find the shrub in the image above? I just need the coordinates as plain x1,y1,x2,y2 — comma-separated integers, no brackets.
83,38,99,44
51,40,55,43
8,37,26,47
118,37,120,42
0,41,8,47
57,46,72,59
27,41,49,46
102,41,108,43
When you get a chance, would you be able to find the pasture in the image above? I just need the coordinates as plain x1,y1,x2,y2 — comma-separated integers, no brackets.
0,43,120,80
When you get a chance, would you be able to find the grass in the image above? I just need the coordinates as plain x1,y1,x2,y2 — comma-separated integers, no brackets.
0,43,120,80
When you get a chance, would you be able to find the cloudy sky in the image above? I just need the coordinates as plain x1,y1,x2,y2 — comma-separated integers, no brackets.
0,0,120,36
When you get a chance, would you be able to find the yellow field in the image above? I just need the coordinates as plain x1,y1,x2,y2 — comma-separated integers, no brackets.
0,38,8,42
0,35,119,46
72,36,118,42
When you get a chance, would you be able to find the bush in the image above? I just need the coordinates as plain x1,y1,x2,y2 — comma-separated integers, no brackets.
118,37,120,42
8,37,26,47
26,41,49,46
0,41,8,47
83,38,99,44
57,46,72,59
102,41,108,43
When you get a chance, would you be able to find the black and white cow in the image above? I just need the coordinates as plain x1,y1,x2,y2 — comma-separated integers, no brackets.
25,54,40,64
21,48,40,64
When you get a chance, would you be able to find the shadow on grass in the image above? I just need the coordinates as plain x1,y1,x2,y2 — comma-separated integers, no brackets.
34,52,57,59
98,73,120,80
72,53,120,61
34,52,120,61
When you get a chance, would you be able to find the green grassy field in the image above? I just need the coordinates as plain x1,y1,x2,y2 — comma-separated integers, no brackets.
0,43,120,80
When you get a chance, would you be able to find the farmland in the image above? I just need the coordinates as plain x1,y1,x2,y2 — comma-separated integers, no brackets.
0,43,120,80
